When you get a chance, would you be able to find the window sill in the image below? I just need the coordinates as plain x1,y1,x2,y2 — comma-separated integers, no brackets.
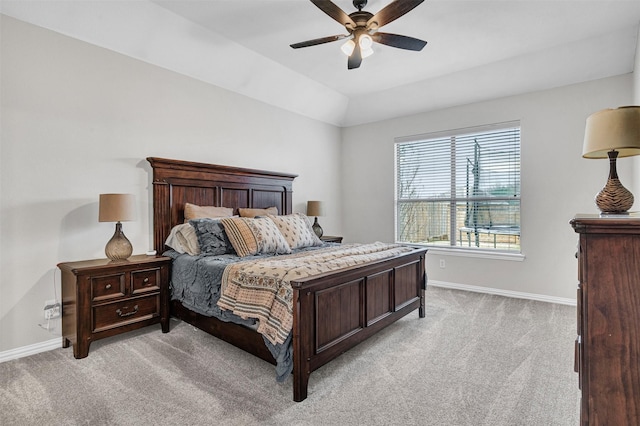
425,247,525,262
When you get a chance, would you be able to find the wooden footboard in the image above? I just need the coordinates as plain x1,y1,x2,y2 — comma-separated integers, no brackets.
290,247,427,401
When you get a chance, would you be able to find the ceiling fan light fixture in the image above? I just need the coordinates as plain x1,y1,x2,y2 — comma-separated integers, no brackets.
359,34,373,49
361,46,374,58
341,39,355,56
359,33,374,58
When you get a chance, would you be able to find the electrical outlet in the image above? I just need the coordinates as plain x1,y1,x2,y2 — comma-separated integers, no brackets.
43,300,61,320
439,259,446,269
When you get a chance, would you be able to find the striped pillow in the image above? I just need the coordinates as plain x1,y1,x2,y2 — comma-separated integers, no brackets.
220,216,291,257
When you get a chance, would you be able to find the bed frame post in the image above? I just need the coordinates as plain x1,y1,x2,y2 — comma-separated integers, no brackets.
152,179,170,255
419,253,427,318
292,287,311,402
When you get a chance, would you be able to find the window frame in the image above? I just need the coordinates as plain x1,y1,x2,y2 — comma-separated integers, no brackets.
394,121,523,258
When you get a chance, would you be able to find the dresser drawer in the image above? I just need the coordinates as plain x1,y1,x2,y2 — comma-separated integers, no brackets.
93,294,160,332
131,268,160,295
91,273,125,302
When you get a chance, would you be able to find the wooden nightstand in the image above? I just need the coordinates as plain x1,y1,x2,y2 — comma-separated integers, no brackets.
320,236,343,243
57,254,171,359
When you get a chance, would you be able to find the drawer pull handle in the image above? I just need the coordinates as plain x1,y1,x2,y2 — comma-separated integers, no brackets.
116,305,139,317
106,284,112,290
143,278,149,284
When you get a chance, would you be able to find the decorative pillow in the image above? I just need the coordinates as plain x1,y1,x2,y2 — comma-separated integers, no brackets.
184,203,234,221
267,213,323,249
238,206,278,218
165,223,201,256
189,218,235,255
220,216,291,257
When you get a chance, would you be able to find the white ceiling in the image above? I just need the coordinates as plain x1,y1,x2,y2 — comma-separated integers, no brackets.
3,1,640,126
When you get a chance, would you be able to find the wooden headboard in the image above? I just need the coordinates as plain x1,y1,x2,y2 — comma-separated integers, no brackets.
147,157,297,254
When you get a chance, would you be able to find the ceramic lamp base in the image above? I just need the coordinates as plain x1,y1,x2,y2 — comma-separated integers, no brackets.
595,150,634,214
105,222,133,260
596,177,634,214
312,217,323,238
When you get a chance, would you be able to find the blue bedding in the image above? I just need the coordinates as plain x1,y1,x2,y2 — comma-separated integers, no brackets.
165,245,334,382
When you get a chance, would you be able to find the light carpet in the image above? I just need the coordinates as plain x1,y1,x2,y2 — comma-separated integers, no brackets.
0,287,580,425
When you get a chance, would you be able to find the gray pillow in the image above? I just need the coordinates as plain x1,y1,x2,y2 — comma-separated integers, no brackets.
189,218,235,255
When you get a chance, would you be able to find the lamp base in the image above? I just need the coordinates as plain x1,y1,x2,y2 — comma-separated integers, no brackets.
105,222,133,261
595,177,634,214
312,217,323,238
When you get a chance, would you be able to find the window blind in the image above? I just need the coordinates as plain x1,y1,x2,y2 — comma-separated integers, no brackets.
395,123,521,251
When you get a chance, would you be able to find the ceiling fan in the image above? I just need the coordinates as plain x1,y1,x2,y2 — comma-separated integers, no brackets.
290,0,427,70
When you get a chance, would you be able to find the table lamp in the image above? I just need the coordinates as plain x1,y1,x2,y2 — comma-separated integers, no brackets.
582,106,640,214
99,193,135,260
306,200,325,238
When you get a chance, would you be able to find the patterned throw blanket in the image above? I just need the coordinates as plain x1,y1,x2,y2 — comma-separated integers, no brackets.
217,242,415,345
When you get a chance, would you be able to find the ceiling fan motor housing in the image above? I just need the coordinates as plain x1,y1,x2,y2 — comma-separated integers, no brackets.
348,11,375,30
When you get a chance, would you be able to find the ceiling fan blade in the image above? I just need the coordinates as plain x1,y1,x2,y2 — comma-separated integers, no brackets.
368,0,425,28
311,0,356,28
348,43,363,69
290,34,348,49
373,32,427,51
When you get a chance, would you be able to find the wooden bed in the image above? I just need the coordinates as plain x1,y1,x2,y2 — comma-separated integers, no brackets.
147,157,428,401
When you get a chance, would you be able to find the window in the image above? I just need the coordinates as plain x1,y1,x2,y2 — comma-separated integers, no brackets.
395,122,521,252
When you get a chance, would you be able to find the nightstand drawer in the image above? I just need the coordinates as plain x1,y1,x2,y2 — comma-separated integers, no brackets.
131,268,160,294
91,274,126,302
93,294,160,332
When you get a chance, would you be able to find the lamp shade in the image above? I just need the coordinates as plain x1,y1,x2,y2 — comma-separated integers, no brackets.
582,106,640,158
99,194,135,222
306,201,324,217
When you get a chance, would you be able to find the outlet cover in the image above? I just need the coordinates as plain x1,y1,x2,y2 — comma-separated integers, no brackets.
43,300,61,319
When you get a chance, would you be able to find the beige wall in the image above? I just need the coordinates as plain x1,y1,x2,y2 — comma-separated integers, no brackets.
341,74,634,301
0,16,342,352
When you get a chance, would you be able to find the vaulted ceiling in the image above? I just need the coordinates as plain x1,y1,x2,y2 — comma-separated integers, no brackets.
3,0,640,126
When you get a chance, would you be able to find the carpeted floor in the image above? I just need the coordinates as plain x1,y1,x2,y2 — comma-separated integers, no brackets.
0,287,580,425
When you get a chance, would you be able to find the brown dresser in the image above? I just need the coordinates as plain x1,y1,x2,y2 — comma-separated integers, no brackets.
58,254,171,358
570,215,640,425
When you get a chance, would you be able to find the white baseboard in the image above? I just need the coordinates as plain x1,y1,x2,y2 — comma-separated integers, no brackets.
0,338,61,364
428,280,577,306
